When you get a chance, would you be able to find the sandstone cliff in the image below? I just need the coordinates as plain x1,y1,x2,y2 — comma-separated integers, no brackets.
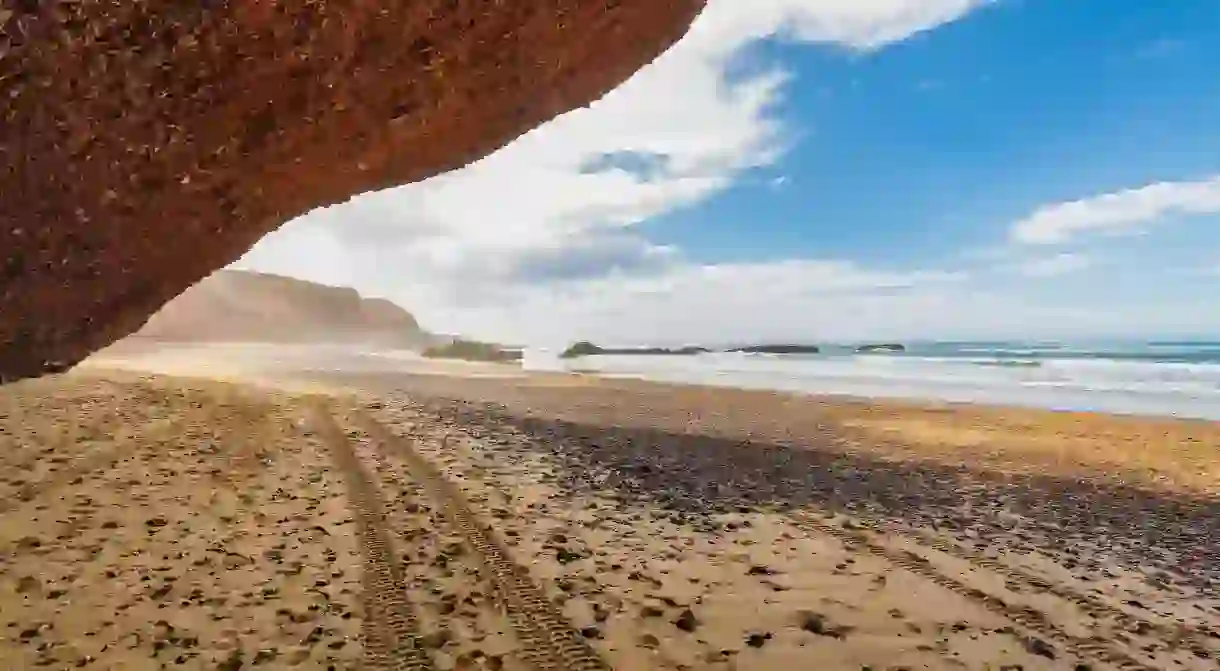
131,270,432,350
0,0,705,382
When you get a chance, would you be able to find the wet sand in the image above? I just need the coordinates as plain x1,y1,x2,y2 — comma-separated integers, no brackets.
2,355,1218,669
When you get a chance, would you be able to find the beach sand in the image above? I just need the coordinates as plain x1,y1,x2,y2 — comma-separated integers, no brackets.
1,346,1217,669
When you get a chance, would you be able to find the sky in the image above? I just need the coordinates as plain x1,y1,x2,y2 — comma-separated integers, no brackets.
237,0,1220,346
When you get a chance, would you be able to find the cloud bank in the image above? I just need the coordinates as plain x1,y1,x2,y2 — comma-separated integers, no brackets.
1011,175,1220,245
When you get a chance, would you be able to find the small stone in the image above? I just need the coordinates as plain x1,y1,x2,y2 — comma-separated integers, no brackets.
674,608,699,632
1021,636,1056,660
302,626,325,645
555,548,583,564
797,610,850,638
420,630,451,649
218,648,243,671
745,632,772,648
15,576,40,594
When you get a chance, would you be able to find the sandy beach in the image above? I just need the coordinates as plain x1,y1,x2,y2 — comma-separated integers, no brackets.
2,345,1217,669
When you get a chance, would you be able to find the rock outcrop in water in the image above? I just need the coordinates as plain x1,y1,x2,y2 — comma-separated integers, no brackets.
423,339,522,363
560,342,710,358
730,344,821,354
856,343,906,353
0,0,705,383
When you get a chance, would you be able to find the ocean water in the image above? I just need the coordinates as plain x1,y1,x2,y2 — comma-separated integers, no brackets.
534,341,1220,420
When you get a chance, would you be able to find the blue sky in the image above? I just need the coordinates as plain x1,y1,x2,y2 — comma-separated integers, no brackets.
241,0,1220,345
648,0,1220,269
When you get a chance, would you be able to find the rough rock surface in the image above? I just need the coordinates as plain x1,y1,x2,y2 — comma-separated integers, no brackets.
0,0,704,383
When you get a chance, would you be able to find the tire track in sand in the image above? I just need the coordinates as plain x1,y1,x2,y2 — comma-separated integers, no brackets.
896,525,1220,660
310,402,437,671
792,511,1161,671
357,411,611,671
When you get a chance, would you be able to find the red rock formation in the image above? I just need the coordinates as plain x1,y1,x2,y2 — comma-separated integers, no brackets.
0,0,704,383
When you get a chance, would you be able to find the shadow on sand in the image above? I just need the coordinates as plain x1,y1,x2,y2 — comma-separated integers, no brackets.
426,398,1220,598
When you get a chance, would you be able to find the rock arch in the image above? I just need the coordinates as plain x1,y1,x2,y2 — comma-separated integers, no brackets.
0,0,704,382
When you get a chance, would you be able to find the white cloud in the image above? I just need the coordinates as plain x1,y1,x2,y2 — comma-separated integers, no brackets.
1015,252,1092,278
1011,175,1220,245
238,0,990,342
686,0,986,51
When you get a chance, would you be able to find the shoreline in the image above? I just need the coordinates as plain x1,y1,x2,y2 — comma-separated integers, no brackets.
558,358,1220,423
287,367,1220,495
561,366,1220,425
86,338,1220,424
81,341,1220,497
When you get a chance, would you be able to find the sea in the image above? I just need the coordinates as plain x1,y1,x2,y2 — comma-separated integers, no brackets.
528,341,1220,421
